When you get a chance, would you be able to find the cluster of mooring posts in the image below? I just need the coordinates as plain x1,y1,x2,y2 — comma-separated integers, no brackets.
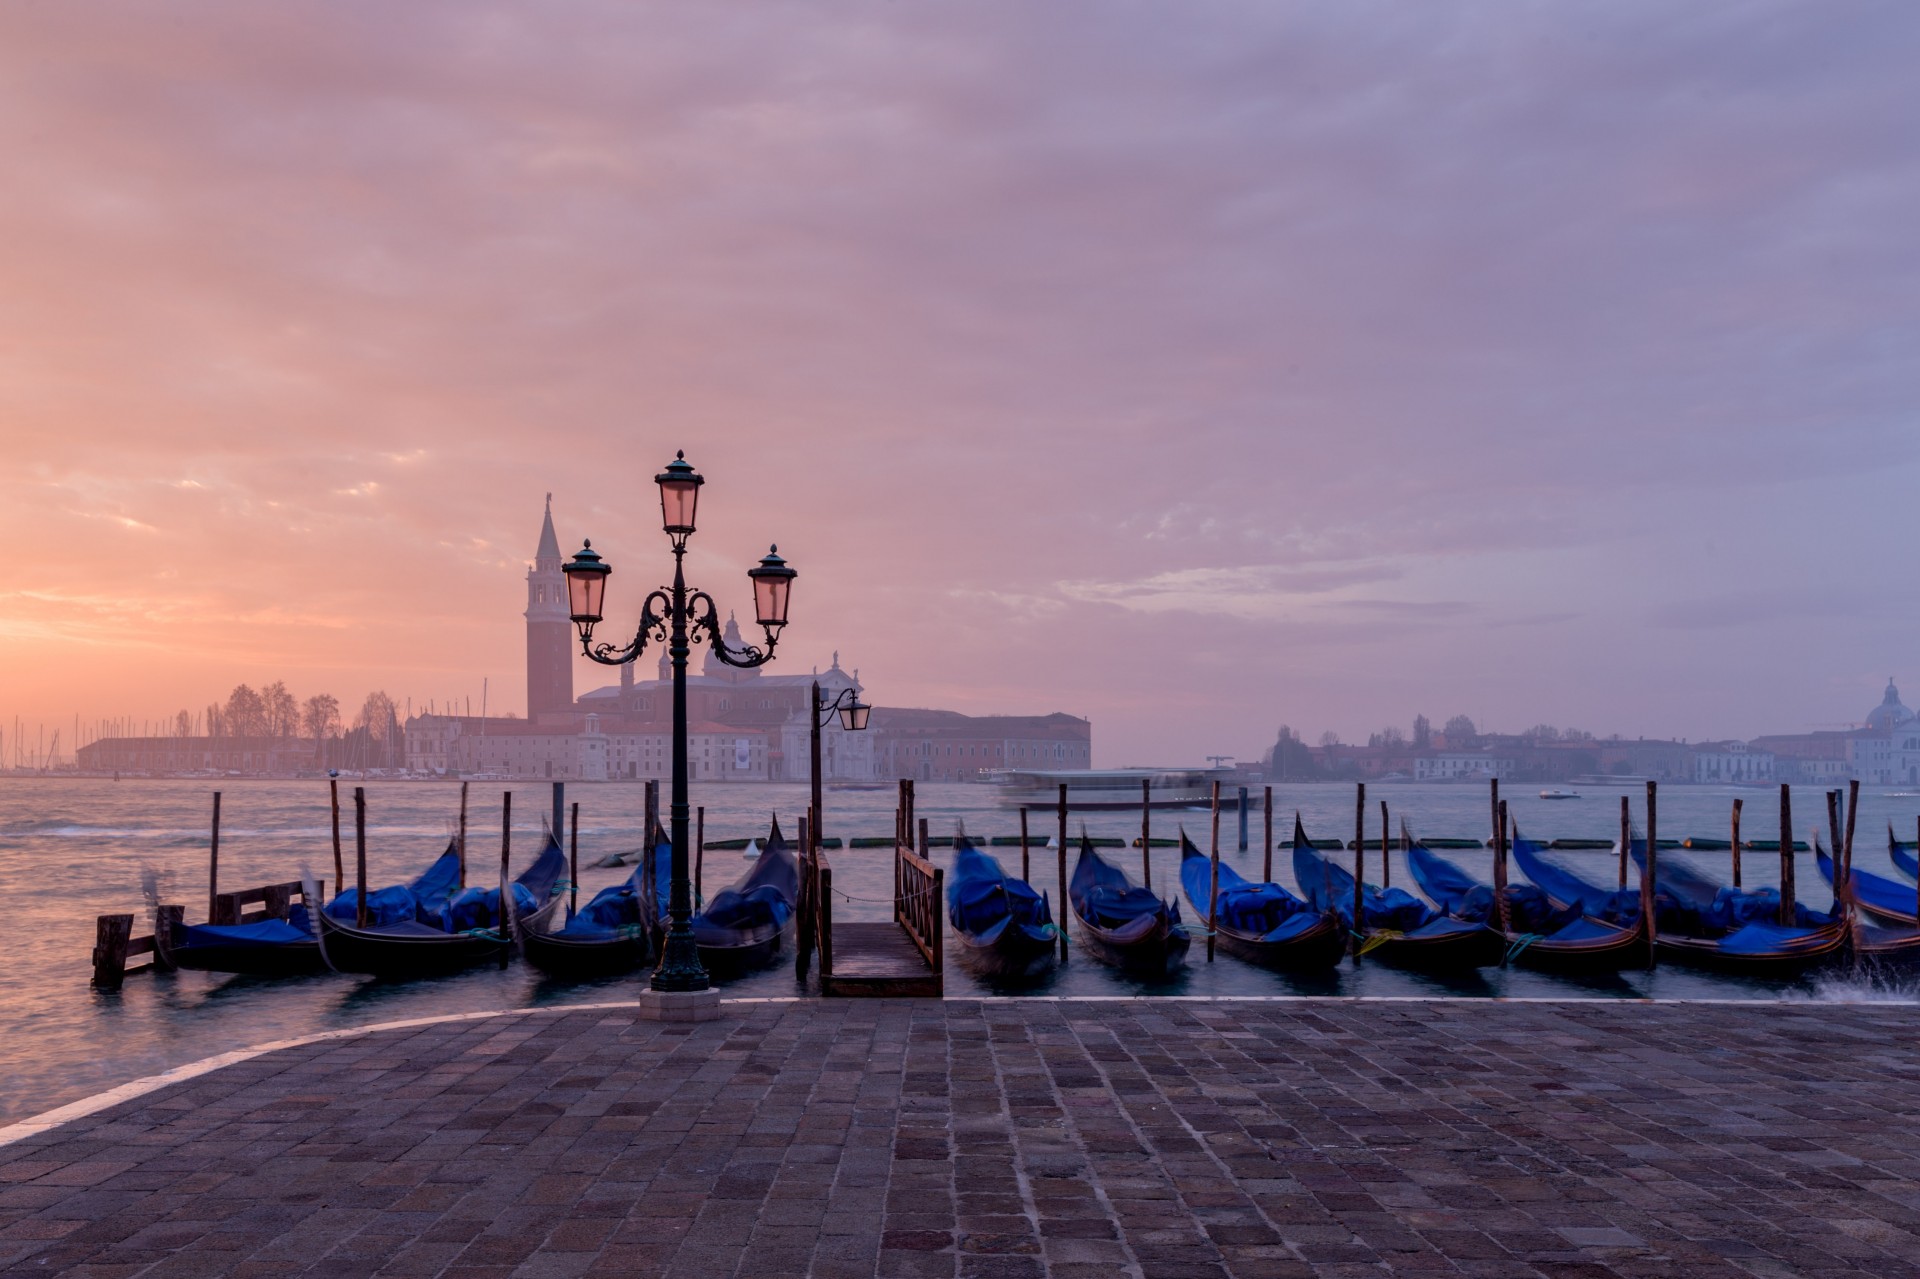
89,775,1920,989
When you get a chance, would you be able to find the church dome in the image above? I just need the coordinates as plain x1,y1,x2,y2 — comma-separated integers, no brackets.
1865,677,1915,732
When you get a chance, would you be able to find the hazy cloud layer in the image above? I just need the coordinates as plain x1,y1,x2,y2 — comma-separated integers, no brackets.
3,2,1918,762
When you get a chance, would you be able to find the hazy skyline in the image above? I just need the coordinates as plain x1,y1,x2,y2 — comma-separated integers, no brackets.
4,3,1919,766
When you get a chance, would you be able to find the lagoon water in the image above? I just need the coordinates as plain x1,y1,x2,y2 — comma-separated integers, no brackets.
3,776,1917,1125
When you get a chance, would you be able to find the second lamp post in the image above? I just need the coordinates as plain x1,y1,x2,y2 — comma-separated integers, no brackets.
561,452,795,993
809,681,871,859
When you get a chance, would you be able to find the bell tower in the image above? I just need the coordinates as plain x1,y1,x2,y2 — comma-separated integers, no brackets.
525,494,574,720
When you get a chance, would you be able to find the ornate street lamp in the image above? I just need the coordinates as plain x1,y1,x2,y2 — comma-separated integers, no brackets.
810,682,871,861
563,451,794,994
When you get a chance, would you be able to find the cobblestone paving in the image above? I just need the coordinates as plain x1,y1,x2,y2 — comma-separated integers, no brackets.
4,999,1920,1277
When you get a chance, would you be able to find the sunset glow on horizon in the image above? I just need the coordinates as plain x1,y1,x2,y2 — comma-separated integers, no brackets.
4,2,1919,765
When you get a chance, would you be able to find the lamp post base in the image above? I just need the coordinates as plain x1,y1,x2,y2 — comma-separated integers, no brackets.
637,988,722,1023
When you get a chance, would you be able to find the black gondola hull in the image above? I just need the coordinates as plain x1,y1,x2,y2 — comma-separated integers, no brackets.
1652,925,1848,977
690,917,790,980
1072,915,1191,977
1212,916,1347,973
956,926,1058,980
318,896,564,978
164,939,328,978
319,913,507,977
1357,925,1506,974
1506,926,1645,976
522,928,650,980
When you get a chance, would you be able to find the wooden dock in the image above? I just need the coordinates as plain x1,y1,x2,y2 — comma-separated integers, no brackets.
800,782,943,997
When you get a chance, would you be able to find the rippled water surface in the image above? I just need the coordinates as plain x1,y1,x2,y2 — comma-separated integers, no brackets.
3,777,1916,1123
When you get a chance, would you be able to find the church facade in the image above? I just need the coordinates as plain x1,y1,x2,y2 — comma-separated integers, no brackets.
403,500,1090,781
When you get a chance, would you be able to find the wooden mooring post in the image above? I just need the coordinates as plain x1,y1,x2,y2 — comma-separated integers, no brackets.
330,778,344,902
207,791,222,924
1139,778,1152,889
1777,784,1794,927
457,780,469,888
1019,808,1030,883
1618,795,1630,890
1207,780,1220,963
1730,797,1743,889
1351,782,1365,954
1494,800,1512,940
1057,783,1069,963
1262,786,1274,883
1843,779,1859,889
354,785,369,928
569,800,580,919
1642,781,1658,970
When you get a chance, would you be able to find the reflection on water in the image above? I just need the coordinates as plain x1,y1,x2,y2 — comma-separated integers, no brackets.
2,777,1917,1123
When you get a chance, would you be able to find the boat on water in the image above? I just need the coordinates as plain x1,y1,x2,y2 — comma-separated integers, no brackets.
992,767,1235,811
946,833,1058,980
1408,828,1642,974
640,818,798,978
1823,838,1918,927
153,846,449,979
524,854,653,980
1068,834,1190,975
317,833,568,978
1175,832,1344,971
1815,838,1920,969
1538,790,1580,800
1290,818,1504,973
1628,841,1846,975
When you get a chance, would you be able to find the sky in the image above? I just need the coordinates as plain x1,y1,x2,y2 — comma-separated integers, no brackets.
2,2,1918,767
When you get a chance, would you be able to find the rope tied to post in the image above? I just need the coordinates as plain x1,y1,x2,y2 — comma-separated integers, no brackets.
1503,933,1546,966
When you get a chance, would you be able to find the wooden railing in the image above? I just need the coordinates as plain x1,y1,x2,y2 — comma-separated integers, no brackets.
896,845,944,975
813,852,835,980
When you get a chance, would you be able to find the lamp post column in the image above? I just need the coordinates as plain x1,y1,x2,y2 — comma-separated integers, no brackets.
811,682,825,859
655,543,708,991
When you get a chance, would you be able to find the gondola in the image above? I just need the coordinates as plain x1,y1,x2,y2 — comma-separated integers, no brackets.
1815,839,1920,969
946,833,1058,980
1623,841,1847,975
1406,829,1643,974
1175,832,1344,971
523,851,654,980
1069,834,1190,976
154,902,328,977
1290,818,1504,973
317,833,568,978
641,819,799,978
1818,840,1918,927
153,840,463,978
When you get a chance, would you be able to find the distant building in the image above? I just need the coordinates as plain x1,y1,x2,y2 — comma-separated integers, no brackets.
1413,751,1513,781
1691,740,1774,784
870,709,1092,783
1750,731,1853,785
74,735,322,775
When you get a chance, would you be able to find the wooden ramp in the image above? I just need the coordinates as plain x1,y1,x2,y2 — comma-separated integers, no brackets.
798,805,943,997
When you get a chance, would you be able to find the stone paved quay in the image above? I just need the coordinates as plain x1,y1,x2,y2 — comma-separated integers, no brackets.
4,1000,1920,1278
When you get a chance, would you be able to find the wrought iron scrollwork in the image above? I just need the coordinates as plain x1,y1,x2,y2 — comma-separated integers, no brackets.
688,592,780,668
582,590,672,666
